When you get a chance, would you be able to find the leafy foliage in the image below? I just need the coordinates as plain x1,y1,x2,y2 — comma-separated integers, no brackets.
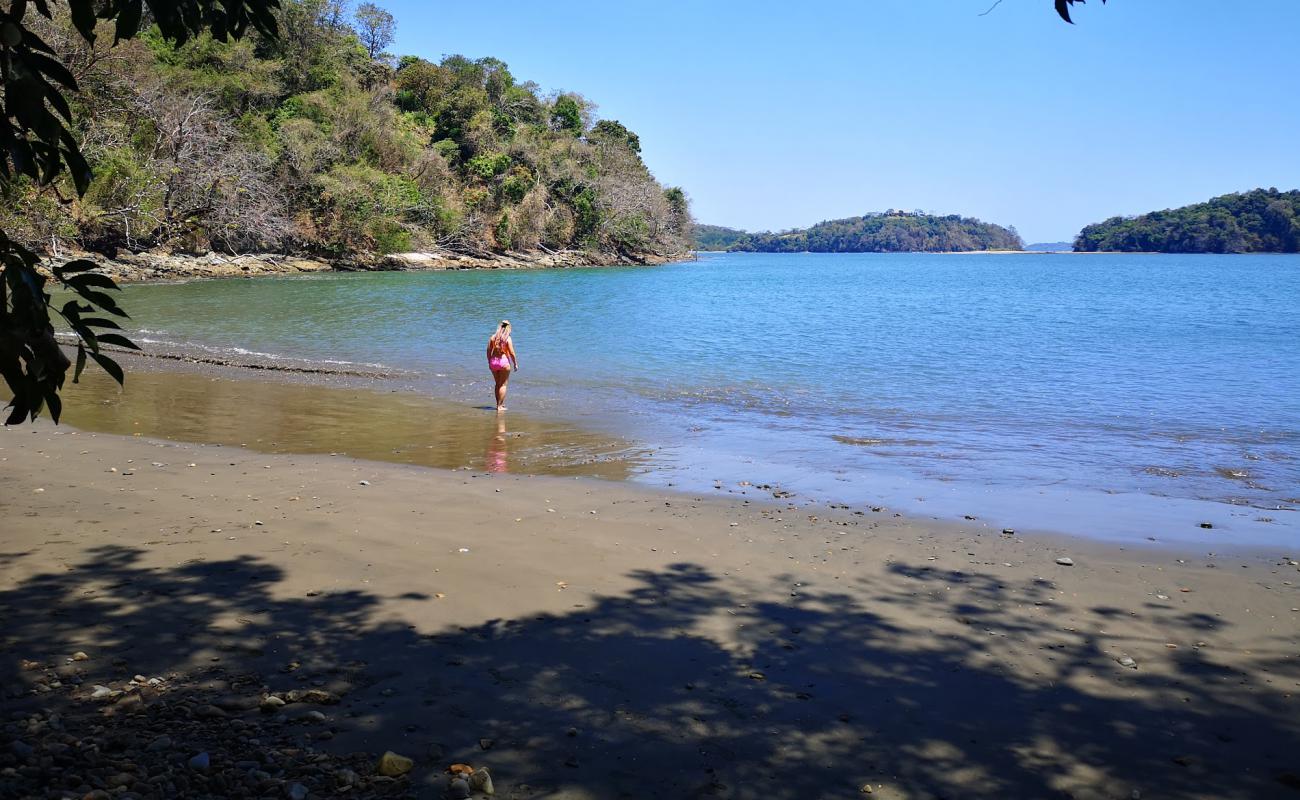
1,0,281,425
550,94,584,136
728,212,1022,253
9,3,692,261
1074,189,1300,253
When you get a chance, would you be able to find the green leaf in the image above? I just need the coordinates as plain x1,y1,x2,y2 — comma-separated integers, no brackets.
77,289,128,316
43,385,62,424
62,299,86,318
68,0,98,41
72,322,99,353
90,352,125,386
66,272,120,291
61,129,92,196
5,399,30,426
73,341,87,384
28,52,77,90
114,0,143,43
44,82,75,124
95,333,140,350
81,317,123,330
54,259,98,276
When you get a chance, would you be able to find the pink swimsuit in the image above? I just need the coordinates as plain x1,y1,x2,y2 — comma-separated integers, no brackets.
488,338,512,372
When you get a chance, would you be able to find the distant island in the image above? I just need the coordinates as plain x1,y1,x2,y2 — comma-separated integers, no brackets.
696,211,1022,253
1024,242,1074,252
1075,188,1300,253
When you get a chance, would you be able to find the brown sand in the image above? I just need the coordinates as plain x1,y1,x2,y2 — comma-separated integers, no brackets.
2,421,1299,799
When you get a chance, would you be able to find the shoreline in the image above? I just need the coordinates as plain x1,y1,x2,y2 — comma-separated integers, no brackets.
49,345,1300,553
2,424,1298,798
40,248,692,284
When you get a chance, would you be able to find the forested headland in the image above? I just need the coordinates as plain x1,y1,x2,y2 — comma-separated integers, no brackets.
722,211,1022,253
692,224,748,251
0,0,692,264
1074,189,1300,253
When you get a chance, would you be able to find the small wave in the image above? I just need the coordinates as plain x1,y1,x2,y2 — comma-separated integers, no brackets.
1142,466,1185,479
131,336,387,370
56,331,402,379
1214,466,1252,481
833,434,938,448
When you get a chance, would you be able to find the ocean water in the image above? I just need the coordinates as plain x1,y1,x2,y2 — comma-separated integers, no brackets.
96,252,1300,545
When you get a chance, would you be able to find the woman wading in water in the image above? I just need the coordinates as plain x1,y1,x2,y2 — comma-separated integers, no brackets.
486,320,518,412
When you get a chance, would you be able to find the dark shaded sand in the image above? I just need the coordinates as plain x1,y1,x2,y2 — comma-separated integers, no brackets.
2,422,1299,798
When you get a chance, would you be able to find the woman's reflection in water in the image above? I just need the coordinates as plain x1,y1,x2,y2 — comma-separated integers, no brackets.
485,413,509,473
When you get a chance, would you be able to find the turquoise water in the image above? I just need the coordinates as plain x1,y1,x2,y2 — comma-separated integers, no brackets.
107,252,1300,545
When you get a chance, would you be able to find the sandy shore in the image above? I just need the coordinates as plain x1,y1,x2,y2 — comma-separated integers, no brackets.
2,422,1298,799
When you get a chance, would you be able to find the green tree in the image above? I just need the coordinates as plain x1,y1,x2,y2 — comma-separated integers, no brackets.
590,119,641,153
550,94,584,136
353,2,394,60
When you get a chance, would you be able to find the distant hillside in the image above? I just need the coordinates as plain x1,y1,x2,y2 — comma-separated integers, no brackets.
1075,189,1300,253
693,224,749,251
1025,242,1074,252
729,211,1022,253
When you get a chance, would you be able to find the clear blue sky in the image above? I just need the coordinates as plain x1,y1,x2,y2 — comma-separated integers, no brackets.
381,0,1300,243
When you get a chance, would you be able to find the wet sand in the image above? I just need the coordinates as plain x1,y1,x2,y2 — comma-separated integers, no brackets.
57,366,649,481
3,419,1299,799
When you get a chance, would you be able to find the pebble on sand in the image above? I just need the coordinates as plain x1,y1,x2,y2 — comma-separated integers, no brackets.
1056,557,1075,566
376,750,413,776
470,767,496,795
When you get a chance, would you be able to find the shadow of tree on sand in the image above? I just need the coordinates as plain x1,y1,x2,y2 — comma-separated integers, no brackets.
2,546,1298,799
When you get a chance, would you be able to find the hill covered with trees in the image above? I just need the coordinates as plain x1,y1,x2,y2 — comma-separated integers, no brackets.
1074,189,1300,253
692,224,749,251
1,0,691,262
726,212,1022,253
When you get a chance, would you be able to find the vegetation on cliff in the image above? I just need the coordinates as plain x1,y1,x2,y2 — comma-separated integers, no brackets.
724,211,1022,253
1074,189,1300,253
1,0,692,262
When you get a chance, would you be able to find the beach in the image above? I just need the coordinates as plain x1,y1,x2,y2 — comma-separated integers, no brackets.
5,1,1298,796
3,399,1298,799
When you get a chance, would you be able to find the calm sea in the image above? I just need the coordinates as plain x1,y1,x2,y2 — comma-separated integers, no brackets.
101,252,1300,546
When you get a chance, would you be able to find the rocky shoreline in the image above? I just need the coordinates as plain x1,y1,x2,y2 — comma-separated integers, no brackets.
40,248,687,284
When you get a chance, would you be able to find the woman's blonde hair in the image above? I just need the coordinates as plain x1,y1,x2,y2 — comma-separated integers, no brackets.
490,320,511,346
